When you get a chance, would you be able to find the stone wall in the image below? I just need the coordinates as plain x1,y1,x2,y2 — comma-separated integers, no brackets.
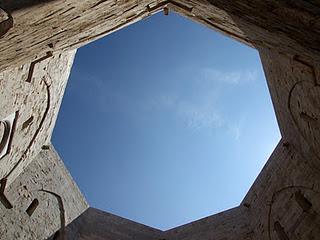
0,0,167,71
0,0,319,239
242,139,320,240
0,50,76,187
1,1,319,71
165,207,252,240
0,145,88,240
60,208,163,240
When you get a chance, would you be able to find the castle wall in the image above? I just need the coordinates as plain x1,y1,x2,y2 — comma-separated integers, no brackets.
165,207,251,240
0,1,319,239
0,0,166,71
59,207,163,240
242,139,320,240
1,1,319,72
0,51,75,188
260,49,320,169
171,1,320,63
236,49,320,240
0,144,88,240
0,50,76,187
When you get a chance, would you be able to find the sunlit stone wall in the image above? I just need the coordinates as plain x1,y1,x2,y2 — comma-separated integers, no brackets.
0,0,319,239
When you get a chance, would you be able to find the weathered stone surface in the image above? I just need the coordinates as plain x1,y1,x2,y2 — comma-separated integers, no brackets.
0,1,320,240
165,207,252,240
0,0,319,72
0,7,13,38
242,139,320,239
0,145,88,240
0,50,76,186
0,0,167,71
57,206,250,240
260,49,320,168
190,1,320,61
59,207,163,240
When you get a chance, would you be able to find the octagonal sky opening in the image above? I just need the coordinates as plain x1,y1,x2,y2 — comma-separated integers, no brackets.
52,12,281,230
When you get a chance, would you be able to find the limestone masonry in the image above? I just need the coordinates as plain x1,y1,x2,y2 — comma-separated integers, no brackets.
0,1,320,239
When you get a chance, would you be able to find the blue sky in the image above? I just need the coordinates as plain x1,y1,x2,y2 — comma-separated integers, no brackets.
52,12,281,230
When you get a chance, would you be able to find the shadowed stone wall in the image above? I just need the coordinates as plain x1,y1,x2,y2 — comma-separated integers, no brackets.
0,0,319,239
0,145,88,239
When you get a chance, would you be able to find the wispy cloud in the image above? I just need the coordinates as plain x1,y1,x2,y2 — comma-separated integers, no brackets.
227,116,246,141
77,67,253,141
200,68,258,85
228,125,241,140
156,92,245,140
176,101,223,131
153,67,255,139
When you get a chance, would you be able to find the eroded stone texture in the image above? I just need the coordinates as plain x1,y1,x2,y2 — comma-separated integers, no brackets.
0,0,167,71
186,1,320,61
260,49,320,169
0,0,319,72
59,208,163,240
0,1,320,240
0,7,13,38
0,50,76,186
165,207,252,240
0,145,88,240
242,139,320,240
